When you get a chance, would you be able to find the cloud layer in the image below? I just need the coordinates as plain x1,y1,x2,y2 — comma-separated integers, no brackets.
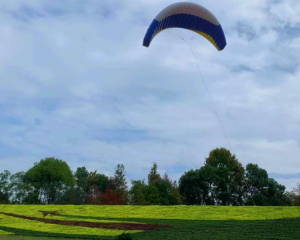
0,0,300,191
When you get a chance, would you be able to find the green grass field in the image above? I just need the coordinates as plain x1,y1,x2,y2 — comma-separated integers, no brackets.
0,205,300,240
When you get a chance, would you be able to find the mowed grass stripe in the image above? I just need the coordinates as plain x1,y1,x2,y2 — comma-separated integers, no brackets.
0,212,170,231
0,229,14,235
1,206,300,240
0,215,142,237
0,226,116,240
0,205,299,221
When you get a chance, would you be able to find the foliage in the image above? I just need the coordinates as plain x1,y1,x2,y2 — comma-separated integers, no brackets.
148,163,160,185
179,168,211,205
143,185,160,205
24,157,75,204
204,148,246,206
9,171,33,204
0,191,9,204
291,183,300,206
108,164,128,204
88,185,102,205
130,180,147,205
74,167,90,204
101,189,127,205
179,148,245,206
130,164,181,205
73,167,109,204
116,232,133,240
0,170,11,201
245,164,268,195
245,164,292,206
284,191,298,206
0,149,297,207
87,170,109,194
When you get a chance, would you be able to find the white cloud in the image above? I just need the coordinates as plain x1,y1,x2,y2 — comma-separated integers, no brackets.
0,0,299,191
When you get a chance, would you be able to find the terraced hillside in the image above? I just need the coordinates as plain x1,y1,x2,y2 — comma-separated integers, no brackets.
0,205,299,240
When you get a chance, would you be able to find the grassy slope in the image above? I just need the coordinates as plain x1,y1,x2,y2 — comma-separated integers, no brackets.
0,205,300,240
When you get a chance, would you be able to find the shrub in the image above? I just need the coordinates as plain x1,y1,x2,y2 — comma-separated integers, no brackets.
116,232,133,240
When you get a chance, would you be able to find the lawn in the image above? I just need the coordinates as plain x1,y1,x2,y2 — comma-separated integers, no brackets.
0,205,299,240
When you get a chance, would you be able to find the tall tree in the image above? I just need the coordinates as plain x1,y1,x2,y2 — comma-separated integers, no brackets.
0,191,9,204
148,163,161,186
0,170,12,202
292,183,300,205
179,168,212,205
108,164,128,204
75,167,90,197
245,164,269,196
130,180,147,205
264,178,291,206
143,185,160,205
204,148,246,206
141,164,181,205
9,171,34,204
245,164,291,206
25,157,75,204
111,164,127,192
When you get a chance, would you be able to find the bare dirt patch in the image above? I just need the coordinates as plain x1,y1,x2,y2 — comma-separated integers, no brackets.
38,211,60,218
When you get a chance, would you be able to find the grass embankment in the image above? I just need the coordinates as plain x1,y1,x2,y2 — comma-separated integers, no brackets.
0,205,300,240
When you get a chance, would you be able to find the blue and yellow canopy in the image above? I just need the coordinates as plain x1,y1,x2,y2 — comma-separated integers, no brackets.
143,2,227,51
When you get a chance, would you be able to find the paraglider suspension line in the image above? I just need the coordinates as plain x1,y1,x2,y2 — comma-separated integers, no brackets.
187,41,256,207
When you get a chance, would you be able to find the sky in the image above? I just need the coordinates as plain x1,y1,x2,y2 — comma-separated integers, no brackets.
0,0,300,191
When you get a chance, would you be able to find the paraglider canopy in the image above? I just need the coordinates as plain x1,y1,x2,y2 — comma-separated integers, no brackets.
143,2,226,51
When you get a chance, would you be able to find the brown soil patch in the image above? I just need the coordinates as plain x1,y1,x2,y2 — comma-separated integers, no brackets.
0,212,171,231
38,211,60,218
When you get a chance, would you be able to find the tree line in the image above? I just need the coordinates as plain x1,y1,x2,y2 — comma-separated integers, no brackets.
0,148,299,206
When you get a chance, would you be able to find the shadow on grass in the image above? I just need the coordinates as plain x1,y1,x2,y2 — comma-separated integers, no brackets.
0,226,115,240
59,215,300,240
0,235,90,240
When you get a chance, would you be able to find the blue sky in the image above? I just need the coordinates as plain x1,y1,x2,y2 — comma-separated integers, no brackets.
0,0,300,191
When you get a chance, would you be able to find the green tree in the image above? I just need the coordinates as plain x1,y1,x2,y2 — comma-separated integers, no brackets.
85,171,107,205
169,181,182,205
0,170,12,201
284,190,298,206
179,148,246,206
264,178,291,206
130,180,147,205
111,164,128,192
9,171,35,204
25,157,75,204
96,174,109,193
292,183,300,205
69,167,109,205
144,185,160,205
179,168,210,205
140,164,181,205
60,187,83,205
75,167,90,202
204,148,246,206
0,191,9,204
156,173,181,205
245,164,268,196
148,163,160,186
245,164,291,206
109,164,128,204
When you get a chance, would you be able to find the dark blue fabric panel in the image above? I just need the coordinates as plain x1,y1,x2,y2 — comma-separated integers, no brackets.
143,19,160,47
143,14,226,50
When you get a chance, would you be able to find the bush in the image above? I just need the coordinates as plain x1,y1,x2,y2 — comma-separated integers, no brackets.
116,232,133,240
